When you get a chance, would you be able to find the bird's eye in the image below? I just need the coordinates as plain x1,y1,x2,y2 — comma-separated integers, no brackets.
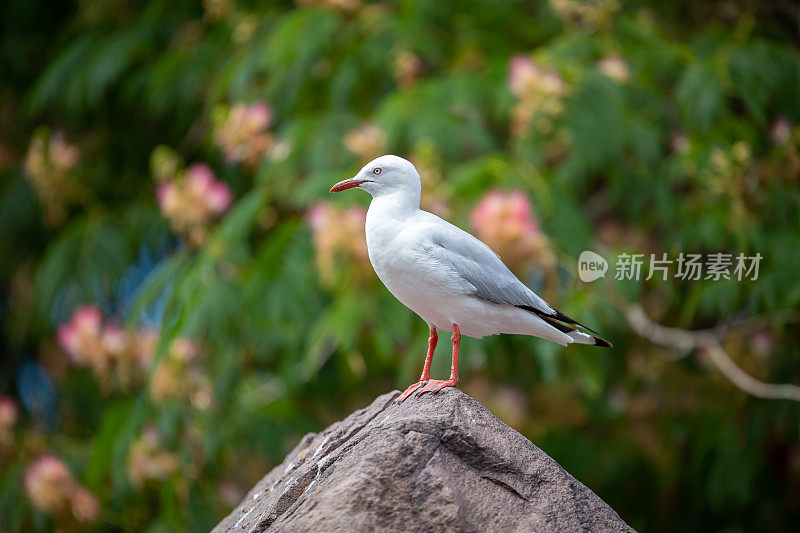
372,167,382,175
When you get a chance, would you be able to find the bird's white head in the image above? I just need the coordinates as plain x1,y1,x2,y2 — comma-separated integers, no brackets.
330,155,421,207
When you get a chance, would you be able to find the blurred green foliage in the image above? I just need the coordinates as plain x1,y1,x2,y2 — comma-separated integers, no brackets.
1,0,800,531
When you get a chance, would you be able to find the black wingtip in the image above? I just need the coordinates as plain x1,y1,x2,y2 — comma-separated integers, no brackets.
517,304,601,336
552,309,599,335
594,337,613,348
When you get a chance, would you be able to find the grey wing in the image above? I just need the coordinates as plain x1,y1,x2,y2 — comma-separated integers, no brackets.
419,218,552,311
419,216,600,335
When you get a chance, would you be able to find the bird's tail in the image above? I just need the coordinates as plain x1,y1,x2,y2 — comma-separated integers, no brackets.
517,304,612,348
567,330,613,347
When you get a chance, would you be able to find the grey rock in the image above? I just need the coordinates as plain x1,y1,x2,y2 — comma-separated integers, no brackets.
213,388,634,532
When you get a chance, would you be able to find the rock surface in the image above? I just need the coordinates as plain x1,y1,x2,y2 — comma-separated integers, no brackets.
213,388,634,532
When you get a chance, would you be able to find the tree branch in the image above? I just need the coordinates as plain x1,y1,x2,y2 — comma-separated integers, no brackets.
625,304,800,402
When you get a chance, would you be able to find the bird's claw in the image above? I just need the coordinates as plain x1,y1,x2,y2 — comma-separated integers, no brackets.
393,380,428,404
414,378,458,397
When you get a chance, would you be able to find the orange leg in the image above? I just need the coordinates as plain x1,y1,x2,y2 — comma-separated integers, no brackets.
415,323,460,397
420,328,438,381
393,327,438,404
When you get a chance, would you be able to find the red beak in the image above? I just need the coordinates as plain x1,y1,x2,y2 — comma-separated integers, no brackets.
330,178,367,193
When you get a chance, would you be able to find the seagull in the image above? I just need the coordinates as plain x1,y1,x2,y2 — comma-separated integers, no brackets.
330,155,611,404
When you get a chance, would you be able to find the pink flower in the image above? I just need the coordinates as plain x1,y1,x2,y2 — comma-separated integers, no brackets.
24,455,74,514
509,55,537,96
70,487,100,522
671,133,690,154
207,181,233,214
470,190,552,270
343,123,386,161
73,306,101,331
127,426,180,487
597,54,629,83
149,338,211,407
394,50,424,88
101,324,127,356
57,306,102,364
56,307,154,392
471,190,538,237
156,181,179,215
134,329,158,369
770,117,791,144
306,202,369,285
213,102,275,167
24,455,100,521
49,132,80,172
0,396,18,429
247,102,273,131
507,56,567,136
23,129,81,226
507,191,539,234
185,164,232,215
155,163,233,244
306,202,328,230
170,337,200,361
185,163,216,195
